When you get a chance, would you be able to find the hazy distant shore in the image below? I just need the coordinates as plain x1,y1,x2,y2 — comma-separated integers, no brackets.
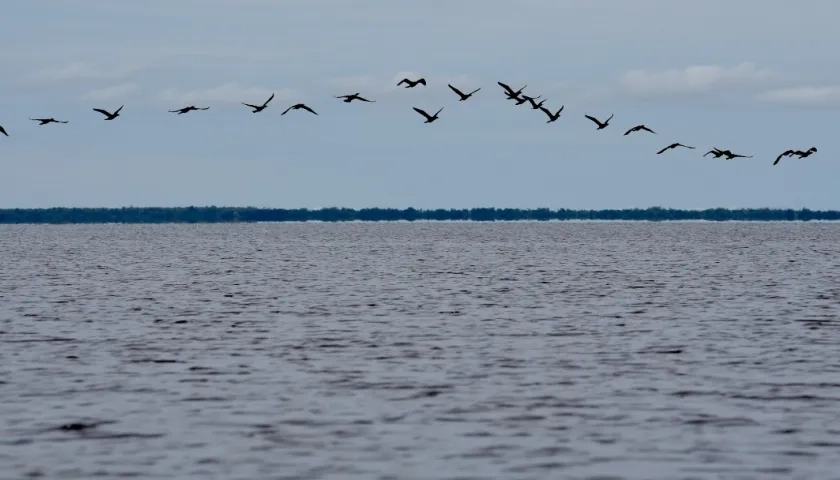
1,207,839,224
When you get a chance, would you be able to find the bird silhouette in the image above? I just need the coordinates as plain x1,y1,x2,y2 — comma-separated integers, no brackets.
717,149,753,160
514,94,541,106
585,114,613,130
448,84,481,101
0,126,7,136
334,93,375,103
774,149,796,165
92,105,123,120
539,105,564,123
497,82,527,98
398,78,426,88
242,93,275,113
794,147,818,158
527,97,547,109
281,103,318,115
703,148,726,158
656,143,695,155
624,124,655,136
412,107,443,123
169,105,210,114
30,118,69,125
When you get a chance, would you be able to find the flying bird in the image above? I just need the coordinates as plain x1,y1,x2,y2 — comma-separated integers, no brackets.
656,143,695,155
30,118,69,125
539,105,564,123
718,149,753,160
398,78,426,88
497,82,527,98
412,106,443,123
92,105,123,120
774,149,796,166
514,94,541,106
703,148,726,158
242,93,275,113
585,113,613,130
448,84,481,101
169,105,210,114
624,124,656,136
527,97,547,109
0,126,7,136
281,103,318,115
334,93,375,103
794,146,818,158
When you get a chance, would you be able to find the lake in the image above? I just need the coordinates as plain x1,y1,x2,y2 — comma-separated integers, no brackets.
1,222,839,479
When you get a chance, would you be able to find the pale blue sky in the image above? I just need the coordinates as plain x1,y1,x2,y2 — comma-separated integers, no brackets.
1,0,839,209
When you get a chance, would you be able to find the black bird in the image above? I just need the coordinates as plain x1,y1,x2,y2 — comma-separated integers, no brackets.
242,93,275,113
719,149,753,160
169,105,210,114
585,113,613,130
334,93,375,103
624,124,656,136
514,94,541,106
794,147,818,158
398,78,426,88
281,103,318,115
448,84,481,101
527,97,547,109
703,148,726,158
92,105,123,120
412,106,443,123
656,143,695,155
773,149,796,166
539,105,564,123
0,125,7,136
498,81,527,98
30,118,69,125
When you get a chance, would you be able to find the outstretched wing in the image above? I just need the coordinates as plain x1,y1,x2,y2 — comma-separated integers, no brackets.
0,126,8,136
398,78,409,85
417,78,426,85
656,145,672,155
640,125,655,134
448,84,465,97
623,127,635,136
93,108,111,117
584,115,601,126
281,105,293,115
468,87,481,96
412,107,431,120
358,97,375,102
262,93,275,106
301,105,318,115
242,103,259,109
497,81,515,95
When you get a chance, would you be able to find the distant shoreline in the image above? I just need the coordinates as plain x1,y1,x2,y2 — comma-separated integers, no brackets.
1,207,839,224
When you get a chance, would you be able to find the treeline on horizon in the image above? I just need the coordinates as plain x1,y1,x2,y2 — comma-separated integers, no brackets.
1,207,839,224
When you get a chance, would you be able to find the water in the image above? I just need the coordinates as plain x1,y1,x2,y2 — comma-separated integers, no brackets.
1,222,839,480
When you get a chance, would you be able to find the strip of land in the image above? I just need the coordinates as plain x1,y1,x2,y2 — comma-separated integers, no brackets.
1,207,838,223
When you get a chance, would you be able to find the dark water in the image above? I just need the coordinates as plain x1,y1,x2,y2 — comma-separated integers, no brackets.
1,222,839,480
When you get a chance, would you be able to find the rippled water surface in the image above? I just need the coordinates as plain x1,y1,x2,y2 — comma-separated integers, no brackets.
2,222,840,479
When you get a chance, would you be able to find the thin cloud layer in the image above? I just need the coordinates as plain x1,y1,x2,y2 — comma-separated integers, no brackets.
80,83,139,102
26,62,143,84
155,83,300,106
755,86,840,107
619,62,773,98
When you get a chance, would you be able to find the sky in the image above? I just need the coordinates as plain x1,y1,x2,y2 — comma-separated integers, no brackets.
1,0,839,210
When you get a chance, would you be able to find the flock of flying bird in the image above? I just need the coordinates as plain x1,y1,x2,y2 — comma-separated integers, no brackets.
0,76,818,166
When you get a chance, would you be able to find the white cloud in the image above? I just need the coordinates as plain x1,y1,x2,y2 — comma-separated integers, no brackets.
754,86,840,107
26,62,143,84
80,83,139,102
154,83,300,106
619,62,773,97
